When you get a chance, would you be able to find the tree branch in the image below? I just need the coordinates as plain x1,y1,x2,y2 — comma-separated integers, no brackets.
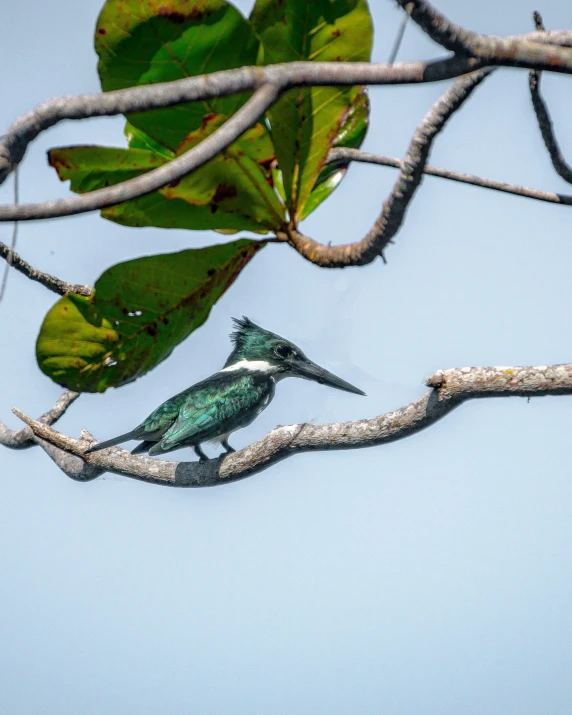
1,23,572,220
395,0,572,72
528,14,572,185
12,363,572,487
285,68,491,267
0,57,485,191
326,147,572,207
0,241,93,296
32,432,105,482
1,22,572,199
0,390,79,450
0,84,282,222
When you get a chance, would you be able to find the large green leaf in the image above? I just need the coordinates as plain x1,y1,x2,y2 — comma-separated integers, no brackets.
95,0,260,150
250,0,373,222
48,118,286,232
36,240,265,392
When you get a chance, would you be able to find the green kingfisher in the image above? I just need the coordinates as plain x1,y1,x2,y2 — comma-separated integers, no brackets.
85,317,365,461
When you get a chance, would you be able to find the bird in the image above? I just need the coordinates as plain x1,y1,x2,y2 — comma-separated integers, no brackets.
84,316,365,461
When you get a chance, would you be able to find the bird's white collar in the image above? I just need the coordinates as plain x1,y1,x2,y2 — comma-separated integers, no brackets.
221,359,277,373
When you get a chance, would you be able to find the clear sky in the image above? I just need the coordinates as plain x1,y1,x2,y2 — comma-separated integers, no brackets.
2,1,572,713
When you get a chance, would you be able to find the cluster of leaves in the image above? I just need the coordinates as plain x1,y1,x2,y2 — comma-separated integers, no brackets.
38,0,373,393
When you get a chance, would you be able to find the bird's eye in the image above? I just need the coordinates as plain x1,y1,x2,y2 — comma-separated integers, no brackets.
275,344,292,359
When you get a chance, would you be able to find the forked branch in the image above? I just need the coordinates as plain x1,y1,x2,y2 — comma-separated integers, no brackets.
12,363,572,487
0,2,571,282
2,21,572,219
395,0,572,71
0,57,485,194
0,390,79,449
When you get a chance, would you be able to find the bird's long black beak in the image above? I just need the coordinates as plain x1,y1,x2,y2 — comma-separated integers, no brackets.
290,356,366,396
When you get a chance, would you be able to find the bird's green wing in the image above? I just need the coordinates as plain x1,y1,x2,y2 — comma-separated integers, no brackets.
139,390,189,436
157,372,271,451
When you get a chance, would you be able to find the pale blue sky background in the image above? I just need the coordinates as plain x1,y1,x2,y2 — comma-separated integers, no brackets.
2,1,572,713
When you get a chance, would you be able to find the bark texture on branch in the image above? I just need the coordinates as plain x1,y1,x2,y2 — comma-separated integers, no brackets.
0,241,93,297
10,363,572,487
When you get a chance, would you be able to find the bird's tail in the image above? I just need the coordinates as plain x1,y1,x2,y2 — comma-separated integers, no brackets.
130,441,155,455
84,431,137,454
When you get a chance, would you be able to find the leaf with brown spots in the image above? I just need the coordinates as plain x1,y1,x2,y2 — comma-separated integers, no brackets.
250,0,373,223
158,114,285,230
36,240,265,392
96,0,260,150
48,118,286,232
48,145,166,193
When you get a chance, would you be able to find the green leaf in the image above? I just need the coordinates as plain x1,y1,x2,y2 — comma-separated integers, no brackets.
250,0,373,222
95,0,260,150
300,87,370,220
36,240,265,393
48,118,286,232
299,168,347,222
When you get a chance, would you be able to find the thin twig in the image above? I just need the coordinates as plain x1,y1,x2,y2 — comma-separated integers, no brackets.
528,12,572,185
286,68,492,267
533,11,545,32
326,147,572,206
12,363,572,487
0,390,79,450
0,242,93,296
388,2,413,64
0,167,19,304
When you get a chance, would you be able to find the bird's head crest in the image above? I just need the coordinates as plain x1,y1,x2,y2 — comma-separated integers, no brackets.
225,316,298,366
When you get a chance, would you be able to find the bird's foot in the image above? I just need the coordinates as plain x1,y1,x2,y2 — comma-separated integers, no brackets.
194,445,209,463
221,438,235,454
